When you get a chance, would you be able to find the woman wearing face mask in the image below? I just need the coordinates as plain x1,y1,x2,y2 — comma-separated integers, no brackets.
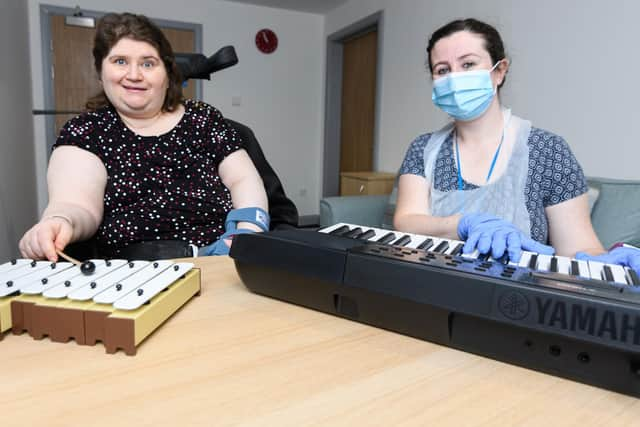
393,18,640,274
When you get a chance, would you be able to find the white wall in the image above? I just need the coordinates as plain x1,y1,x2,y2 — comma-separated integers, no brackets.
27,0,636,224
326,0,640,180
0,1,38,259
27,0,324,215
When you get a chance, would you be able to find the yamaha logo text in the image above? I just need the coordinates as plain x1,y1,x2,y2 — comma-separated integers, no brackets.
536,297,640,345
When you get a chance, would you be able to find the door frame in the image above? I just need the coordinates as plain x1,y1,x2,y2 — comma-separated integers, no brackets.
39,4,203,154
322,10,383,197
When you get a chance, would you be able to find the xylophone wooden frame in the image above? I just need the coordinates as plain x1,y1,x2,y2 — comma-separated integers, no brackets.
1,266,201,355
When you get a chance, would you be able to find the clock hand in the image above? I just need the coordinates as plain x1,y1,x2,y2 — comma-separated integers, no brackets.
262,32,269,43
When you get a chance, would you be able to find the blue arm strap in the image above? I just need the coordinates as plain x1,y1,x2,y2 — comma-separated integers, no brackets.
200,208,270,256
225,207,270,232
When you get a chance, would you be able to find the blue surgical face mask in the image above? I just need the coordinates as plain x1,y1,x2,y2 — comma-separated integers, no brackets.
431,61,501,121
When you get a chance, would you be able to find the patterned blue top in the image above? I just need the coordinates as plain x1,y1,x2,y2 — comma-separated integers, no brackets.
399,127,588,243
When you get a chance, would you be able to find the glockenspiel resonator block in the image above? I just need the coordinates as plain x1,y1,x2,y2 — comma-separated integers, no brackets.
0,297,13,340
80,265,201,355
83,304,113,347
10,294,42,335
30,304,86,344
102,268,201,355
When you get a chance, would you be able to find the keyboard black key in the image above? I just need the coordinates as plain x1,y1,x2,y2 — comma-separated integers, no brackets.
433,240,449,253
377,232,396,244
356,229,376,240
343,227,363,238
449,243,463,256
550,257,558,273
494,254,510,265
329,225,350,236
392,235,412,247
477,252,491,262
628,269,640,286
417,238,433,250
570,260,579,276
528,254,538,270
603,265,614,282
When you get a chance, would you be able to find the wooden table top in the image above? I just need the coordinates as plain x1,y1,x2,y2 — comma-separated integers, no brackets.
2,256,640,426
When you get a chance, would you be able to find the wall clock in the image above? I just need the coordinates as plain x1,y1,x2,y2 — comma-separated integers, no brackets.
255,28,278,54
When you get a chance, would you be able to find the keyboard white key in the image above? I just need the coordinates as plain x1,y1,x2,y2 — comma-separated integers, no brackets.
626,267,640,286
516,251,535,268
575,260,590,278
587,261,605,281
321,223,352,234
535,254,552,272
607,264,628,285
554,256,572,275
445,240,465,256
415,236,438,251
430,238,450,253
462,249,481,260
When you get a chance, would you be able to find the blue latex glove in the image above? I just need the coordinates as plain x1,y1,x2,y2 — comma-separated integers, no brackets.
458,213,555,262
200,228,254,256
575,247,640,274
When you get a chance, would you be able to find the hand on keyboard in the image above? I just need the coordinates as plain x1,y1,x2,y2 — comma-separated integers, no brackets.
575,247,640,275
458,213,555,262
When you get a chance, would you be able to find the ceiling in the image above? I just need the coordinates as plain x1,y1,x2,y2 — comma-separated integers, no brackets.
222,0,350,14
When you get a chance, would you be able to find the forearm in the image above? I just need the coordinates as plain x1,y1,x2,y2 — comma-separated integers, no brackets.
41,202,101,242
554,228,605,258
43,146,106,243
393,212,462,240
545,195,606,258
227,177,269,232
219,149,269,232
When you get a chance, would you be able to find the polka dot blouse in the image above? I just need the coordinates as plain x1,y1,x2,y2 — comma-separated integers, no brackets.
54,99,242,253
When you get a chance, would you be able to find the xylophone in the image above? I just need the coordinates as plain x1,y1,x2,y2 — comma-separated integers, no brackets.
230,223,640,397
0,258,200,355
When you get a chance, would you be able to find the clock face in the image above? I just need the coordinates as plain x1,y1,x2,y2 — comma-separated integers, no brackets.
255,28,278,54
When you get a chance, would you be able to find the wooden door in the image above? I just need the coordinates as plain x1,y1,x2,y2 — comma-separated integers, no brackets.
339,30,377,173
50,15,100,136
50,15,196,137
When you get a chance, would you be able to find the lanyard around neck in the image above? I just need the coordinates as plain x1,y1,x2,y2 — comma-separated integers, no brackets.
454,115,510,190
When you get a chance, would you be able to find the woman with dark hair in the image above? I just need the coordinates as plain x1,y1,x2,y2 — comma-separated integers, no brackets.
20,12,269,260
393,18,640,273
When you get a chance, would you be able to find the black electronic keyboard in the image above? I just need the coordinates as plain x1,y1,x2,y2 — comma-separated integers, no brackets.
230,223,640,397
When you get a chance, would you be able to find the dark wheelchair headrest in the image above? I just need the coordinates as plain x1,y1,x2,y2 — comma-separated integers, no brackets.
175,46,238,80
